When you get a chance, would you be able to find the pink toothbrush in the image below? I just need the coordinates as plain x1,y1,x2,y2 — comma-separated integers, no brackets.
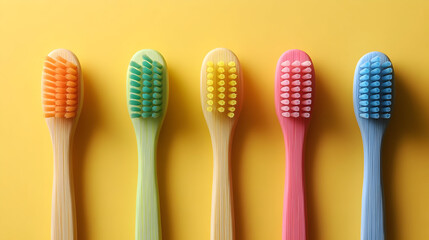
275,49,315,240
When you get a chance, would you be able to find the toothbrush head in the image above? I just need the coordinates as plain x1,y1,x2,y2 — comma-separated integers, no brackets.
201,48,243,122
275,49,315,122
41,49,82,119
353,52,394,125
127,50,168,121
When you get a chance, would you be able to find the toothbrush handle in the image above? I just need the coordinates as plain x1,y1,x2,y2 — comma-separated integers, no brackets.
283,125,307,240
361,134,385,240
211,136,234,240
136,130,161,240
50,123,76,240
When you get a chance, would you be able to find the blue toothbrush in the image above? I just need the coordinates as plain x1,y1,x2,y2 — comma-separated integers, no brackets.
353,52,394,240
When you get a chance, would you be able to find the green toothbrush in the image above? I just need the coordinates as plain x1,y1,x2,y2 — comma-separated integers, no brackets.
127,49,168,240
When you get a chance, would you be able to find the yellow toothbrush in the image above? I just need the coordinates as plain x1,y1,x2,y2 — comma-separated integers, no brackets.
200,48,243,240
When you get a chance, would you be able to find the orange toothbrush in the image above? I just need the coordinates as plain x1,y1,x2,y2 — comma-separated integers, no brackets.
42,49,83,240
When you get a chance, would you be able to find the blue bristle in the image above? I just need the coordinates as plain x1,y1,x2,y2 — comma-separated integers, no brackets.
370,101,380,106
357,54,393,119
370,82,380,87
371,56,380,62
371,62,381,68
370,113,380,119
360,88,369,93
360,101,369,106
360,68,370,74
371,69,381,74
382,101,392,106
382,94,392,100
360,75,370,81
360,113,369,118
381,61,392,67
370,75,380,81
381,81,392,87
381,68,393,75
360,107,369,112
360,82,369,87
381,75,392,80
370,88,380,94
370,94,380,100
359,94,369,100
370,107,379,112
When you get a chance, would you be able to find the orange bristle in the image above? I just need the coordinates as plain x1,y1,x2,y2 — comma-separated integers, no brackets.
42,56,79,118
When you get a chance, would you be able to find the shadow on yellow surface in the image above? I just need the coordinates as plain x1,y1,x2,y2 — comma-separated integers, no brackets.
383,69,429,240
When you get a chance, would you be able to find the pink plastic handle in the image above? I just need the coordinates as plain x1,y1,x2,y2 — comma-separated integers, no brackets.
282,121,307,240
275,49,314,240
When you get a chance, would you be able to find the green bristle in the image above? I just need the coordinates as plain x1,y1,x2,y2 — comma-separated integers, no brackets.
128,52,165,119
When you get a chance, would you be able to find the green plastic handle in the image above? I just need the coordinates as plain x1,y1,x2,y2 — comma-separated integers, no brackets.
134,119,162,240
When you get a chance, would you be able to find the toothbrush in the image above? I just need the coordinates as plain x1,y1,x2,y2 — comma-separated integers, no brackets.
200,48,243,240
353,52,394,240
275,49,315,240
41,49,83,240
127,49,168,240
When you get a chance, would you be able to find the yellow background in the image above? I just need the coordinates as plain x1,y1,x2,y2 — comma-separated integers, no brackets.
1,0,429,239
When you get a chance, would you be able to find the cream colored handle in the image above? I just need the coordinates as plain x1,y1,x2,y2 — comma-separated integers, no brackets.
210,137,234,240
49,120,76,240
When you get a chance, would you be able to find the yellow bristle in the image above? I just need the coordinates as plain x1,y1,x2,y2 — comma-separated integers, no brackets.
229,74,237,79
228,100,237,105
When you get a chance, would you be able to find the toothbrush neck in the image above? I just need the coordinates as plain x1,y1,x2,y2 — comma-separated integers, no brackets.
134,122,159,165
361,126,385,164
282,119,309,160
